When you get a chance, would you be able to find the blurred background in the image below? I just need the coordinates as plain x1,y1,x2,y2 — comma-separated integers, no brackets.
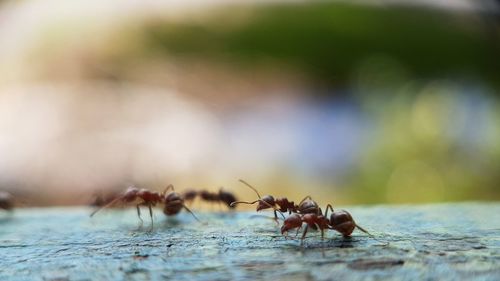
0,0,499,207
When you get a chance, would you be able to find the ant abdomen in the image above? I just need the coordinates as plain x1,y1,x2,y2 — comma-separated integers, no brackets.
218,189,237,209
298,200,319,214
163,192,184,215
0,191,13,211
330,210,356,236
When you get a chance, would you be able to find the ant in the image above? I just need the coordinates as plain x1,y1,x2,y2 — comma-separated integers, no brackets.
0,191,14,211
281,204,371,242
230,179,321,221
182,188,238,209
90,185,198,230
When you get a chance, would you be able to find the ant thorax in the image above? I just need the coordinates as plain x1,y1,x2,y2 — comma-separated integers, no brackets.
275,198,294,213
137,189,162,205
330,210,356,236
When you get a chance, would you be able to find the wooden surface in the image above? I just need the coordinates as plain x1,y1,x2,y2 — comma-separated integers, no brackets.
0,203,499,281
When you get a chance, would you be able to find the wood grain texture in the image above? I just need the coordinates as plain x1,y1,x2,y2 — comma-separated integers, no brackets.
1,203,499,281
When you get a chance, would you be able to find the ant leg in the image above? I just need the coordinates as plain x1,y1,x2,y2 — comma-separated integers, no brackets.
299,195,313,205
300,225,309,244
315,223,324,240
295,226,302,238
161,184,174,195
136,204,144,229
273,210,280,226
148,204,154,231
183,205,200,222
324,204,334,217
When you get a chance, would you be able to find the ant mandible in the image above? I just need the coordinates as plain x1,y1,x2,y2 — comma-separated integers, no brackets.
230,179,321,221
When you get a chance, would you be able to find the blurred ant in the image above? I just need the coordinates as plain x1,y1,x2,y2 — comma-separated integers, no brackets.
90,190,122,207
90,185,198,230
230,179,320,221
182,188,238,209
0,191,14,211
162,185,199,221
281,204,371,242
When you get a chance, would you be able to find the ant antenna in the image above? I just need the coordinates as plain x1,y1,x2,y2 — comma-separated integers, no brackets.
239,179,261,198
355,224,371,236
161,184,174,196
89,196,123,217
182,205,200,222
324,204,334,217
230,199,259,207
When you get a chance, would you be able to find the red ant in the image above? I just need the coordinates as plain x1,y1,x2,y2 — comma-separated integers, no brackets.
230,179,320,221
90,185,198,230
182,188,238,209
0,191,14,211
281,204,371,242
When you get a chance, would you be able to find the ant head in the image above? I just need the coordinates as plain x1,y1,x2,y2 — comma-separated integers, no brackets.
256,195,275,211
281,213,302,234
330,210,356,236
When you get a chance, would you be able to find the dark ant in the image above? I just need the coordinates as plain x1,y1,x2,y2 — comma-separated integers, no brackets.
182,188,238,209
230,179,320,220
281,204,371,242
0,191,14,211
90,185,198,230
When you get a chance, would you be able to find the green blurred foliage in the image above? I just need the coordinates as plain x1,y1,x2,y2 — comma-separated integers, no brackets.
142,2,499,89
133,2,500,203
346,82,500,203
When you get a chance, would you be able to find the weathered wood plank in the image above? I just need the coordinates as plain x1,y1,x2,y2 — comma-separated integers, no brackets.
1,203,499,280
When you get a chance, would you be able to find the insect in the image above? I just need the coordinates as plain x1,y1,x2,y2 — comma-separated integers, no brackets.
0,191,14,211
183,188,238,209
90,185,198,230
230,180,321,220
280,204,371,242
